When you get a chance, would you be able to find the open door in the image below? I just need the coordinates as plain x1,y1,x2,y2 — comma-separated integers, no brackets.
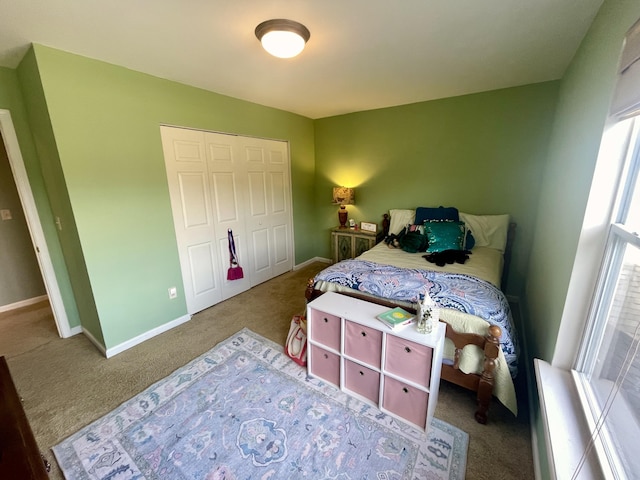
0,109,73,338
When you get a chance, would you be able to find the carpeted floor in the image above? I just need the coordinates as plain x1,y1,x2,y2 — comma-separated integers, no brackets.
1,261,534,479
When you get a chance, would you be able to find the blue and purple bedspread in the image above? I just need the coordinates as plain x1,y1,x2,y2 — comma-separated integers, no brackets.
315,259,518,377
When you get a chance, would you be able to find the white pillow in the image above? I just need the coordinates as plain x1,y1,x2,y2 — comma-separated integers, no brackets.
459,213,510,252
388,209,415,235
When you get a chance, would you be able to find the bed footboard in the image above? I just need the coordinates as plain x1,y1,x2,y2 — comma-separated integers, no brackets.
440,323,501,424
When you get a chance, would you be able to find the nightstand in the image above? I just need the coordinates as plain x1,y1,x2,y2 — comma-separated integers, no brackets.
331,226,382,263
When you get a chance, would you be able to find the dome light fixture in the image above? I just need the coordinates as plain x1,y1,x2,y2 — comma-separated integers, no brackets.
255,19,310,59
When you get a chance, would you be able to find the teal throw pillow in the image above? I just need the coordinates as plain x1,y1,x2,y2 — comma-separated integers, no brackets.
424,221,466,253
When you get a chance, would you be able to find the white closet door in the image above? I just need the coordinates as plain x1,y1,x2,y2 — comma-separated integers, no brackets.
241,137,293,284
162,126,293,315
204,132,251,300
160,126,223,314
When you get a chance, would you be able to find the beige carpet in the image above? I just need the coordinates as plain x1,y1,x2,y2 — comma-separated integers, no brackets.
1,262,534,479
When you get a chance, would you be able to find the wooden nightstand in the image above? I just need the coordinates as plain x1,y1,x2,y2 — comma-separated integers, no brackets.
331,226,383,263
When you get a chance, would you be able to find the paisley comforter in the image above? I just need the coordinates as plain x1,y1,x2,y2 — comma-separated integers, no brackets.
314,259,518,377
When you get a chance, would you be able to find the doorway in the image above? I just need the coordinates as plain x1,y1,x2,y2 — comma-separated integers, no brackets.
0,109,72,338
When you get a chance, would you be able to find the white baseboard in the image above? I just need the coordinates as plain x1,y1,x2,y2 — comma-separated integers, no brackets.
82,327,107,357
69,325,83,336
0,294,48,313
104,314,192,358
509,297,543,479
294,256,331,270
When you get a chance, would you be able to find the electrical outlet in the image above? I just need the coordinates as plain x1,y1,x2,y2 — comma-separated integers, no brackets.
0,209,12,220
168,287,177,299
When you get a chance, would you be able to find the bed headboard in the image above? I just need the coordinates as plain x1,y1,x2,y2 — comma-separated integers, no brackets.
380,213,516,292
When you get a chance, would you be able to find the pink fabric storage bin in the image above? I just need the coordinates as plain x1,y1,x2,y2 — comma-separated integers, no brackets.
382,376,429,429
344,359,380,404
309,309,341,351
384,335,433,387
344,321,382,367
310,344,340,387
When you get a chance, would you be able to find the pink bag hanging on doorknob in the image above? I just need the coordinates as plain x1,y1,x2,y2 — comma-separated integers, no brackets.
227,229,244,280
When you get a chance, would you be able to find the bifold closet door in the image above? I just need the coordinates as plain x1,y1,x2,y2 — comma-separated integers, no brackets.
203,132,253,301
160,126,225,314
161,126,293,315
237,136,293,285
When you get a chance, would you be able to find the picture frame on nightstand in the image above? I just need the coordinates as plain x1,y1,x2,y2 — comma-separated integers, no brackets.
360,221,377,233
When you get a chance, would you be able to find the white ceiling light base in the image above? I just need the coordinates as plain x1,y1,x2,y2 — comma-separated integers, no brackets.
255,19,310,59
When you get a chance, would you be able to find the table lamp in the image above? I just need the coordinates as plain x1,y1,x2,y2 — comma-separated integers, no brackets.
332,187,355,228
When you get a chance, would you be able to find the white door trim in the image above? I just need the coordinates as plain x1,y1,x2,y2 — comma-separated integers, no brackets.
0,109,72,338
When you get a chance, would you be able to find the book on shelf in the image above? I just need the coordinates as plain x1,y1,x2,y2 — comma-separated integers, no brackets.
376,307,415,330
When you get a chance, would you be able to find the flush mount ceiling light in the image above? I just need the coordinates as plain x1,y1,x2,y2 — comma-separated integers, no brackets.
255,19,310,59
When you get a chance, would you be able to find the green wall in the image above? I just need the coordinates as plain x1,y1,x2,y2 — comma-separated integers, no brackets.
22,45,316,350
314,82,560,297
0,66,82,329
523,0,640,477
526,0,640,363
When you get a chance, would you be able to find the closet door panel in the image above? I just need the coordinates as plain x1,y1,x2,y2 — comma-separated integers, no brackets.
273,224,289,266
161,126,223,314
187,243,217,296
246,167,273,285
268,146,292,277
245,145,264,164
251,228,271,274
205,133,251,300
178,173,209,228
270,172,286,214
210,172,240,224
247,171,268,217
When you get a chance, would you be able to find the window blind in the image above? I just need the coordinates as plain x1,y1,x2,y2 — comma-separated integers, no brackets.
611,18,640,118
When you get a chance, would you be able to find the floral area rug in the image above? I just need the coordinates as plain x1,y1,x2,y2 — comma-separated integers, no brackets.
53,328,468,479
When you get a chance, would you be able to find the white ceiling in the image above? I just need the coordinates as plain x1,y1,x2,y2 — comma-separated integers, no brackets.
0,0,604,119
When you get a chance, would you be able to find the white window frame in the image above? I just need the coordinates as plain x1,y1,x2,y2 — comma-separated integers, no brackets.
571,117,640,479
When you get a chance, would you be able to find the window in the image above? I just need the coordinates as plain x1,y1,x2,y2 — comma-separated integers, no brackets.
571,19,640,479
573,120,640,478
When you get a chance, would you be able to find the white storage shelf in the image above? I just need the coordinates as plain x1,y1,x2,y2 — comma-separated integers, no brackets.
306,291,445,432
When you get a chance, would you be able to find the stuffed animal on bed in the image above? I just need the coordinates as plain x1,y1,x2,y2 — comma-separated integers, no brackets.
423,249,471,266
384,231,403,248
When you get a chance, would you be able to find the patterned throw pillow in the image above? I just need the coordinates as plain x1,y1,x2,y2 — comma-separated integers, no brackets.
424,221,466,253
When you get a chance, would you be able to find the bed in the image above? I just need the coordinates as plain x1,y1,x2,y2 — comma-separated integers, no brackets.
305,207,519,424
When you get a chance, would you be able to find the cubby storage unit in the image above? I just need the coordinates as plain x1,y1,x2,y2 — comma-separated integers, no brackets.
307,291,445,433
